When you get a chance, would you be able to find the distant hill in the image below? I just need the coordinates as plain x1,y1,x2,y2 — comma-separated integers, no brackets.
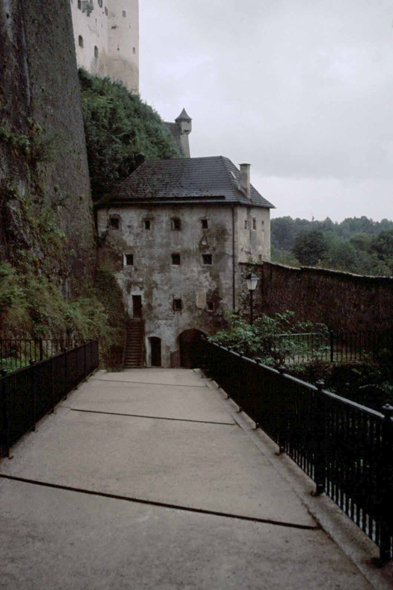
271,216,393,276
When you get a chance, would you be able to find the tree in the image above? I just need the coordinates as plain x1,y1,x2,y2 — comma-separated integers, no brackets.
372,230,393,259
292,230,328,266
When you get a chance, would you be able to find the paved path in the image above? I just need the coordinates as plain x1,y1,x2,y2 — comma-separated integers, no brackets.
0,369,389,589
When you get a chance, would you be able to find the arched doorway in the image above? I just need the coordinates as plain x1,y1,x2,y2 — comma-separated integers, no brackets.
178,329,206,368
149,337,162,367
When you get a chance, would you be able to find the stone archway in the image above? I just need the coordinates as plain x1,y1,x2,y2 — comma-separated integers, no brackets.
178,329,206,369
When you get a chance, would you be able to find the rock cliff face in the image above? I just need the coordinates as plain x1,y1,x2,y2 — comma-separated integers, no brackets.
0,0,96,291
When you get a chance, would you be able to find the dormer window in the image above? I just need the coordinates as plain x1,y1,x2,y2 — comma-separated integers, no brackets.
171,218,181,231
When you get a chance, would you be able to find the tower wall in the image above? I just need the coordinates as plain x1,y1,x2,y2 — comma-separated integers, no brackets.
108,0,139,92
70,0,139,92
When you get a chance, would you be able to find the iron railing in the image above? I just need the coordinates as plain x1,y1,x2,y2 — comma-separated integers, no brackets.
199,339,393,563
260,331,392,365
0,340,99,458
0,337,77,372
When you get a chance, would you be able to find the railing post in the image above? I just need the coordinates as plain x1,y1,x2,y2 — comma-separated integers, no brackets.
277,366,286,454
29,360,36,432
84,341,87,379
329,331,334,363
314,380,326,496
50,357,55,412
379,404,393,564
63,347,68,400
0,369,10,458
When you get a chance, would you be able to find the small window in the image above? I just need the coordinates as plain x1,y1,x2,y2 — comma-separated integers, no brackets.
105,6,108,14
109,216,119,229
207,302,214,311
261,220,265,227
122,10,126,16
253,218,257,230
202,254,212,265
144,220,151,230
98,0,102,6
201,219,209,229
94,46,98,59
125,254,134,266
78,0,81,9
171,218,181,231
171,254,180,266
133,47,136,54
173,298,182,311
244,220,248,229
78,35,84,48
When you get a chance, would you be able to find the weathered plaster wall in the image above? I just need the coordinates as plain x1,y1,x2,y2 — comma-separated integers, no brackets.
98,205,236,366
237,207,270,264
0,0,96,286
71,0,139,92
70,0,109,78
241,262,393,333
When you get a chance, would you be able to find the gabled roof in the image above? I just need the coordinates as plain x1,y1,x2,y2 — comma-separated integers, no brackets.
96,156,275,209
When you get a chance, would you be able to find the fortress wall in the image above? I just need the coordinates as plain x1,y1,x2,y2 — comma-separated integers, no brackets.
70,0,139,92
107,0,139,91
245,262,393,333
70,0,109,78
0,0,96,287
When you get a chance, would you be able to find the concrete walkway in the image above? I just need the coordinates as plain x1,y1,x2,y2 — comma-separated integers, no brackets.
0,369,391,589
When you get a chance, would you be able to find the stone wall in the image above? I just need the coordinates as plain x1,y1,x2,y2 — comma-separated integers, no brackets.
0,0,96,289
240,262,393,333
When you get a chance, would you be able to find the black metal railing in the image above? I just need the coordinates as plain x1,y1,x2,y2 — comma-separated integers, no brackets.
260,331,392,365
0,340,99,458
0,337,77,372
198,339,393,562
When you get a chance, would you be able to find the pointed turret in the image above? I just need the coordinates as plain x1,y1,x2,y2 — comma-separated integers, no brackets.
175,108,192,157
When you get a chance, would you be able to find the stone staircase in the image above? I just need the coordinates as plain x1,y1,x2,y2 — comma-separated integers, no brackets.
124,320,145,368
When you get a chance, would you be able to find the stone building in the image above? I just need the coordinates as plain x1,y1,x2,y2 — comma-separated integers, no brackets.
96,156,274,367
70,0,139,92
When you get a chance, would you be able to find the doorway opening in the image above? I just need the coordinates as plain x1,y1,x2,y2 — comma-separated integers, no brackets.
132,295,142,318
178,329,206,368
150,337,162,367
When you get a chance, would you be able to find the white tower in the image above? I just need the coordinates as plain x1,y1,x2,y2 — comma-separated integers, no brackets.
70,0,139,93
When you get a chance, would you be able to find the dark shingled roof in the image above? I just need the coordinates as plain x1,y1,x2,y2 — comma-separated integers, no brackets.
96,156,275,209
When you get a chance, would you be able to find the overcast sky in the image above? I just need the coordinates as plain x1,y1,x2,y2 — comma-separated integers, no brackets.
140,0,393,222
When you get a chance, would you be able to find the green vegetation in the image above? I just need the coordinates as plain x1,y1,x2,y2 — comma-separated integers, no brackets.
78,69,183,200
271,216,393,275
210,310,393,410
210,311,328,366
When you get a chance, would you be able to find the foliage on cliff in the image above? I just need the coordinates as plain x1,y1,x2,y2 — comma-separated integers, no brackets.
78,69,183,200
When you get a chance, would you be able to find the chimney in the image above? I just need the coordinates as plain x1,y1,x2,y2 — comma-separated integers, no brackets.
239,163,251,197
